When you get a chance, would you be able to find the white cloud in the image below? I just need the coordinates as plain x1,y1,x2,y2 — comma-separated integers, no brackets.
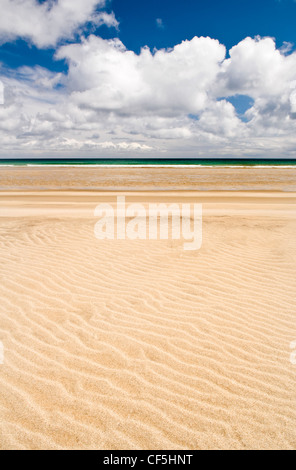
1,35,296,157
0,0,118,48
156,18,164,29
290,81,296,114
0,80,4,104
219,37,296,98
56,35,226,116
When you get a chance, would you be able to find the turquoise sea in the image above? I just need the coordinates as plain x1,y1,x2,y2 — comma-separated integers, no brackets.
1,158,296,166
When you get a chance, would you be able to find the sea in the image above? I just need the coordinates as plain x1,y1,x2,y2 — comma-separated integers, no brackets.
0,158,296,167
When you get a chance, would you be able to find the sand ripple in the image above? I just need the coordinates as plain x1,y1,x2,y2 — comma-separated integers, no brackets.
0,196,296,449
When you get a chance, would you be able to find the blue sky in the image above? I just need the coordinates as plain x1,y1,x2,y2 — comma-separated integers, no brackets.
0,0,296,158
112,0,296,53
1,0,296,72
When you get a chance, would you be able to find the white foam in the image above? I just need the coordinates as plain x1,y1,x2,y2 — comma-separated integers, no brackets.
1,164,296,169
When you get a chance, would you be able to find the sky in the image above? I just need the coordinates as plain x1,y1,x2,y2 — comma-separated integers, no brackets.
0,0,296,158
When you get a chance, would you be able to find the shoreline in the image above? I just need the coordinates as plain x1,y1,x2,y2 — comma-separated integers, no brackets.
1,164,296,168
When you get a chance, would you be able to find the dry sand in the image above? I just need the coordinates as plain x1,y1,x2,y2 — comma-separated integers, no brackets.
0,188,296,450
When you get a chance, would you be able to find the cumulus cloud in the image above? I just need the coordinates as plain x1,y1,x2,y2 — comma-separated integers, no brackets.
290,81,296,114
1,35,296,157
56,35,226,116
0,80,4,104
0,0,118,48
219,37,296,98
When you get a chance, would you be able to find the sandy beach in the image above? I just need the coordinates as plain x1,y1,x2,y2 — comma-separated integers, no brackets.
0,167,296,450
3,0,296,453
1,165,296,191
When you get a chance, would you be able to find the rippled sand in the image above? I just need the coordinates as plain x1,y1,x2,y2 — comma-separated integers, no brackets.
0,190,296,450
